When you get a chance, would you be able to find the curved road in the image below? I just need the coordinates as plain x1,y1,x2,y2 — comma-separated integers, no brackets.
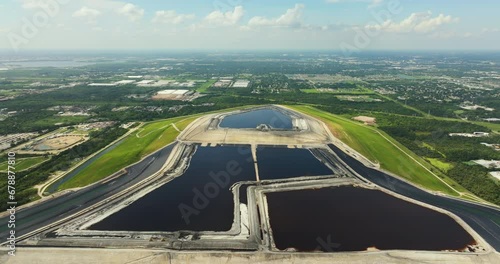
0,143,176,242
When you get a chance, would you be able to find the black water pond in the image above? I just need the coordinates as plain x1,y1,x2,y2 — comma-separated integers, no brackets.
266,186,476,252
89,145,256,232
258,147,333,180
0,143,176,241
219,109,293,129
328,144,500,251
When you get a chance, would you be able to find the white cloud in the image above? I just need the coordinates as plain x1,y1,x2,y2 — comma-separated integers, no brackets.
152,10,195,24
481,28,500,33
248,4,304,28
365,11,459,34
326,0,384,8
368,0,384,8
414,13,459,33
117,3,144,22
73,6,101,22
19,0,48,9
429,31,473,39
18,0,70,9
204,6,244,26
481,28,500,34
430,28,499,40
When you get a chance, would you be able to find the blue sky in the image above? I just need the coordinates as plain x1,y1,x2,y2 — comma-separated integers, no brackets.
1,0,499,51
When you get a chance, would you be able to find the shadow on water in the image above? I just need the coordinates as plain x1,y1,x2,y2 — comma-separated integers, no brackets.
89,145,255,232
267,186,476,252
219,109,293,129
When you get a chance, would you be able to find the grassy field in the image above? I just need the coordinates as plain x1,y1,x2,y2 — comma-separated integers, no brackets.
473,121,500,134
58,116,190,190
33,116,89,126
58,106,256,190
196,80,217,93
300,89,322,94
289,105,469,197
0,156,50,172
426,158,454,172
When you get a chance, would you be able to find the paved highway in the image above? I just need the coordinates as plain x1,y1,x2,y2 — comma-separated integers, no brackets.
329,144,500,252
0,143,176,242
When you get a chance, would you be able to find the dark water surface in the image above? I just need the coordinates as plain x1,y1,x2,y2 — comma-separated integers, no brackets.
0,144,176,241
219,109,293,129
266,186,476,252
258,147,333,180
90,145,255,232
328,144,500,251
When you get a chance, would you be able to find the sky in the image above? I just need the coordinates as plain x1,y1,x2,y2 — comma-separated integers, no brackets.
0,0,499,52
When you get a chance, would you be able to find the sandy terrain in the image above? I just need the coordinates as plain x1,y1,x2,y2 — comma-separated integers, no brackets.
178,106,331,146
1,248,498,264
34,135,86,151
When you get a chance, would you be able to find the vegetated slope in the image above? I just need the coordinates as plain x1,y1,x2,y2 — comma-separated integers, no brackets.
289,105,469,198
58,116,193,189
58,106,256,190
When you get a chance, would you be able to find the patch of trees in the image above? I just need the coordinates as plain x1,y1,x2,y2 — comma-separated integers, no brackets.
405,101,458,118
377,114,487,134
448,164,500,205
261,93,421,116
0,111,60,134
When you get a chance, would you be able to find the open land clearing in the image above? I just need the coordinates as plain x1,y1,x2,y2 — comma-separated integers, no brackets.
33,135,87,151
8,127,91,155
152,89,194,101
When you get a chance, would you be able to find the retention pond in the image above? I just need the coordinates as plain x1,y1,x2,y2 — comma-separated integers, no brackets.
219,108,293,129
258,147,333,180
89,145,256,232
266,186,476,252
